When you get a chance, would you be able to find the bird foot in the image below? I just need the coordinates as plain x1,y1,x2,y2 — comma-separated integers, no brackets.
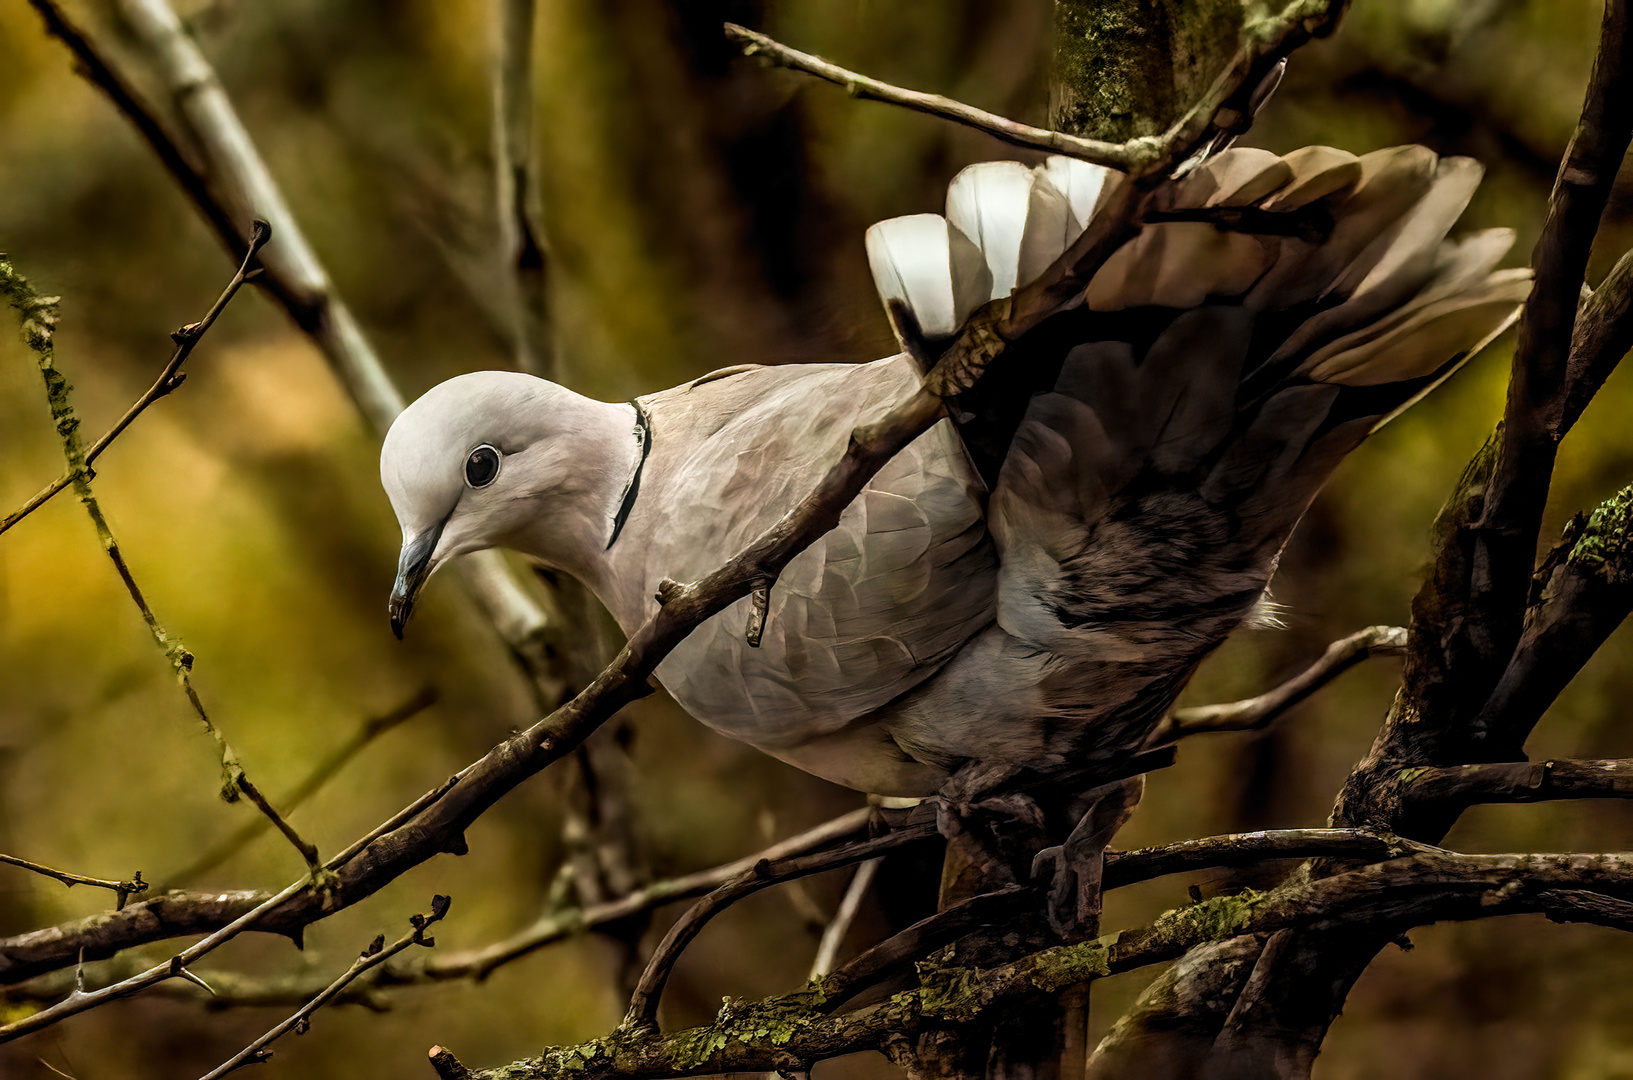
1030,837,1104,941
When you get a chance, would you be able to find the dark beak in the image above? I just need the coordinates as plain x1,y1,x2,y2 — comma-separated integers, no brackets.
390,521,444,640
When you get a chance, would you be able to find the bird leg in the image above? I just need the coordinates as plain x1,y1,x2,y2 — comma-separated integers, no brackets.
1030,775,1145,941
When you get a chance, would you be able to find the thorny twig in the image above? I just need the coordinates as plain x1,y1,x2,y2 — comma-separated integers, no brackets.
722,23,1139,168
0,855,147,911
1,807,874,1006
197,896,451,1080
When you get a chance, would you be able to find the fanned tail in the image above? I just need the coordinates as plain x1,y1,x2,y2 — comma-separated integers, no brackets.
865,144,1529,746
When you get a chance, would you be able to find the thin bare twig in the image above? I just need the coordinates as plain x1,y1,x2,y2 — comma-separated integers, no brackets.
726,1,1344,190
1,250,321,879
809,859,881,981
0,769,466,1040
0,221,271,536
623,822,938,1030
2,807,874,1006
165,688,437,887
0,856,146,911
198,896,450,1080
1152,626,1408,742
722,23,1140,168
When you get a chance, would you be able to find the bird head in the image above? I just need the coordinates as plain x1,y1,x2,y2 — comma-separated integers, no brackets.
380,370,591,639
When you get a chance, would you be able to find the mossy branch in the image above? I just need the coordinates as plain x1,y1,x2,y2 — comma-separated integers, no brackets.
0,254,319,878
437,848,1633,1079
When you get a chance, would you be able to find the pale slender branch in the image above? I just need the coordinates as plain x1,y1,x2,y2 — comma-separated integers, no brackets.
198,896,450,1080
0,856,146,911
165,688,437,887
1152,626,1407,742
722,23,1141,169
809,859,881,981
23,0,566,691
0,220,270,536
492,0,551,376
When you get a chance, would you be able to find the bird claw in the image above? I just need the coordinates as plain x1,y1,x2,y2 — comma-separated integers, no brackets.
1030,842,1101,941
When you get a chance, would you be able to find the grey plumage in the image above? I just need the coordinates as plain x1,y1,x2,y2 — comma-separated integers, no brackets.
381,144,1529,797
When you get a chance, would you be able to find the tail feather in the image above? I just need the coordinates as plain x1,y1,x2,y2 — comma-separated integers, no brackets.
865,213,990,340
1171,147,1291,208
1304,269,1532,385
1259,145,1362,210
863,140,1530,692
946,161,1038,300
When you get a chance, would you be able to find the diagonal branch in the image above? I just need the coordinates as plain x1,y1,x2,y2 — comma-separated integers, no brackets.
1433,0,1633,722
0,220,271,536
622,822,939,1031
723,23,1139,168
198,896,450,1080
1152,626,1406,742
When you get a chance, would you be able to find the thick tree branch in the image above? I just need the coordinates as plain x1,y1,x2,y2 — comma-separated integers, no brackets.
1401,758,1633,810
446,849,1633,1079
1564,248,1633,430
1471,486,1633,753
1444,0,1633,717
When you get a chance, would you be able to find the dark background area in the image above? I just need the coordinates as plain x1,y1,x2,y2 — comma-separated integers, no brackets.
4,1,1633,1077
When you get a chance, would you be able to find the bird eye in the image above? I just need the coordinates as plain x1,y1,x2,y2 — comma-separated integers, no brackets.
465,445,501,488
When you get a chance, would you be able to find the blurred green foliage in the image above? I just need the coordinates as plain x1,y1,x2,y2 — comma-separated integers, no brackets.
3,1,1633,1078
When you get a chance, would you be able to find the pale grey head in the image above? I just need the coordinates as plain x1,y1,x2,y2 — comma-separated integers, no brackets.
379,370,634,638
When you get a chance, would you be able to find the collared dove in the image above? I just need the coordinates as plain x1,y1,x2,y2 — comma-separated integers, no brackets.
382,146,1528,800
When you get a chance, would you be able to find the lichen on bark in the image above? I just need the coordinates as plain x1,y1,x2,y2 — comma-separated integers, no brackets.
1049,0,1244,140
